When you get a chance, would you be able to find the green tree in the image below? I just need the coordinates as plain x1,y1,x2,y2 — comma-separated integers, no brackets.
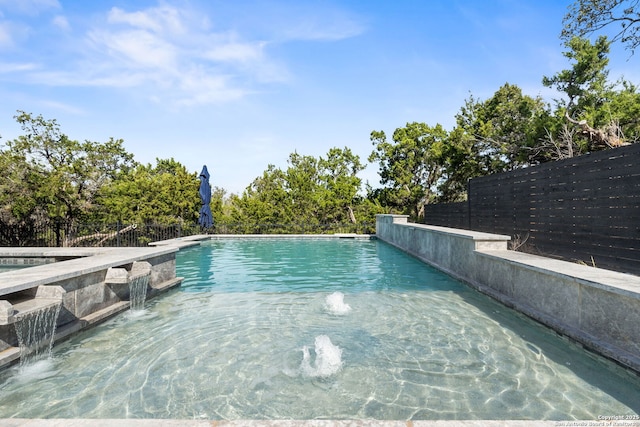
0,111,135,230
607,79,640,141
543,36,638,152
210,186,234,225
562,0,640,54
454,84,549,172
233,164,292,229
368,122,448,219
434,126,477,202
286,152,322,224
94,158,200,225
319,147,366,223
543,36,611,118
231,147,377,232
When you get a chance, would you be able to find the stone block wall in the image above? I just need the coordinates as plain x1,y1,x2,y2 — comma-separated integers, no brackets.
0,246,183,369
376,214,640,373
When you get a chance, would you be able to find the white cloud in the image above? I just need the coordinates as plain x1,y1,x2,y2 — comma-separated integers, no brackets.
51,15,69,31
0,19,31,50
174,70,248,106
88,28,178,70
37,99,86,115
75,4,286,106
0,61,38,73
247,2,366,42
281,14,365,41
26,68,146,88
107,6,185,35
203,40,266,64
0,21,11,47
3,2,364,107
0,0,63,50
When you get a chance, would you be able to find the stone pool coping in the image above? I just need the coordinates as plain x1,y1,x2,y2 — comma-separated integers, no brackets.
0,246,179,297
149,233,374,248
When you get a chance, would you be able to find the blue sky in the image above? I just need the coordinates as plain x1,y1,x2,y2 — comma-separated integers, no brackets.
0,0,637,194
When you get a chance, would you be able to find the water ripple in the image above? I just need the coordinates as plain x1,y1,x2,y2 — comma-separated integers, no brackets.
0,239,638,419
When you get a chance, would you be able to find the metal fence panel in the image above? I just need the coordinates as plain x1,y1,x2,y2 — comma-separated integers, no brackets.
424,143,640,275
0,223,188,248
0,222,375,247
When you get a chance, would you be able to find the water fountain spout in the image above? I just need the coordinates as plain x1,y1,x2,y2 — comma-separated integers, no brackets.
129,261,151,311
105,261,151,311
13,285,65,365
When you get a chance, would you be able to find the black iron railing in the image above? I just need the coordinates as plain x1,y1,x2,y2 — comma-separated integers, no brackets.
0,222,191,248
0,221,375,247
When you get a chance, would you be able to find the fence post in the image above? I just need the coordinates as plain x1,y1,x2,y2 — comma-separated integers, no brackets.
55,221,61,247
467,179,472,230
116,221,121,247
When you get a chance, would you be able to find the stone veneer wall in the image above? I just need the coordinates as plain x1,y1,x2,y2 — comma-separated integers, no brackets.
0,247,183,369
376,214,640,374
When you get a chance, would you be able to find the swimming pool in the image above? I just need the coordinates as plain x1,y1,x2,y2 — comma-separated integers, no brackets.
0,238,638,420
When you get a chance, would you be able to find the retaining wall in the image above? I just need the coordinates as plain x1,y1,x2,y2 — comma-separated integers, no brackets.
0,246,183,369
376,214,640,373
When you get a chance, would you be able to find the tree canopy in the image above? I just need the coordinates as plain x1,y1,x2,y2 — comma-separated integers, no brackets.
0,113,208,244
2,12,640,237
369,123,448,217
94,158,201,225
368,35,638,219
543,36,639,153
228,147,382,232
0,112,135,227
562,0,640,54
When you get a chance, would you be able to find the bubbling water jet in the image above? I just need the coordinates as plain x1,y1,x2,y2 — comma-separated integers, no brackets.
301,335,343,378
325,291,351,315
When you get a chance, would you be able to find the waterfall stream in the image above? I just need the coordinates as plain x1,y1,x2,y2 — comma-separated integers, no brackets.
14,302,62,366
129,274,149,311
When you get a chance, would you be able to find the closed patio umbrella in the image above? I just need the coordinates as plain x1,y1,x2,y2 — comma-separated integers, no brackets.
198,165,213,229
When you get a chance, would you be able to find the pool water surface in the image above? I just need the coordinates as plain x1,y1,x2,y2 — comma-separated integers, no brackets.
0,238,638,420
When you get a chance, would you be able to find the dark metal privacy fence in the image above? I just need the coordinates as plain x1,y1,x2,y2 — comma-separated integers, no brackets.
424,143,640,276
0,221,375,247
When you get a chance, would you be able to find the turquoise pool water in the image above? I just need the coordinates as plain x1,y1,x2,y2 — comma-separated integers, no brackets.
0,265,30,271
0,238,638,420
